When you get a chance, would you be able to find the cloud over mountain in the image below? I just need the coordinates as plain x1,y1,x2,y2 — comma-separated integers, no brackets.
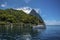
15,7,40,14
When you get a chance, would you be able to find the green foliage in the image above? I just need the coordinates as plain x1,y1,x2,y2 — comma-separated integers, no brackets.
0,8,43,25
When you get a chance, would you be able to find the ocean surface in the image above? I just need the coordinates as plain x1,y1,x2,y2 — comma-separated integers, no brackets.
32,25,60,40
0,25,60,40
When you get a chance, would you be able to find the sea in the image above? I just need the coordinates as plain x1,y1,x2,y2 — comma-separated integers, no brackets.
0,25,60,40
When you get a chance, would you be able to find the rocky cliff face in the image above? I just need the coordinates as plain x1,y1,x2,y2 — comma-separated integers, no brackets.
29,9,45,26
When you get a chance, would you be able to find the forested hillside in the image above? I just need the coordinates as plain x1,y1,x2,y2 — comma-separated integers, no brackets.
0,8,44,25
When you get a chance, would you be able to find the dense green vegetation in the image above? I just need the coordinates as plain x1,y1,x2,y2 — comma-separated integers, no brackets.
0,8,43,25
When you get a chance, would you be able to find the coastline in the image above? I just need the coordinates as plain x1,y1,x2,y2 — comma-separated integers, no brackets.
33,25,46,29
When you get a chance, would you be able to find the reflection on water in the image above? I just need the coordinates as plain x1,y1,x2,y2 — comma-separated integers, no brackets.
0,25,60,40
0,30,45,40
0,24,45,40
31,29,45,40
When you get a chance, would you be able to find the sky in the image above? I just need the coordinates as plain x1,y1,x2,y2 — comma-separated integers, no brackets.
0,0,60,25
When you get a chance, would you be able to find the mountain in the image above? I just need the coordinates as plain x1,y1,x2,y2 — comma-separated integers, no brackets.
16,7,45,26
30,9,46,28
29,9,45,25
17,7,45,24
0,8,45,26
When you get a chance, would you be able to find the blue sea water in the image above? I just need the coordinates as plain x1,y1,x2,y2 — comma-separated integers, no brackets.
32,25,60,40
0,25,60,40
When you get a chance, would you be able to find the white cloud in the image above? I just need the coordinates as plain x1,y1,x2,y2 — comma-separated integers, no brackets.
24,0,31,3
0,2,7,7
44,20,60,25
15,7,40,14
34,8,40,13
16,7,32,14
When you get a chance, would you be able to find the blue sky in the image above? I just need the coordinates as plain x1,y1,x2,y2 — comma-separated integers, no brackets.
0,0,60,25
